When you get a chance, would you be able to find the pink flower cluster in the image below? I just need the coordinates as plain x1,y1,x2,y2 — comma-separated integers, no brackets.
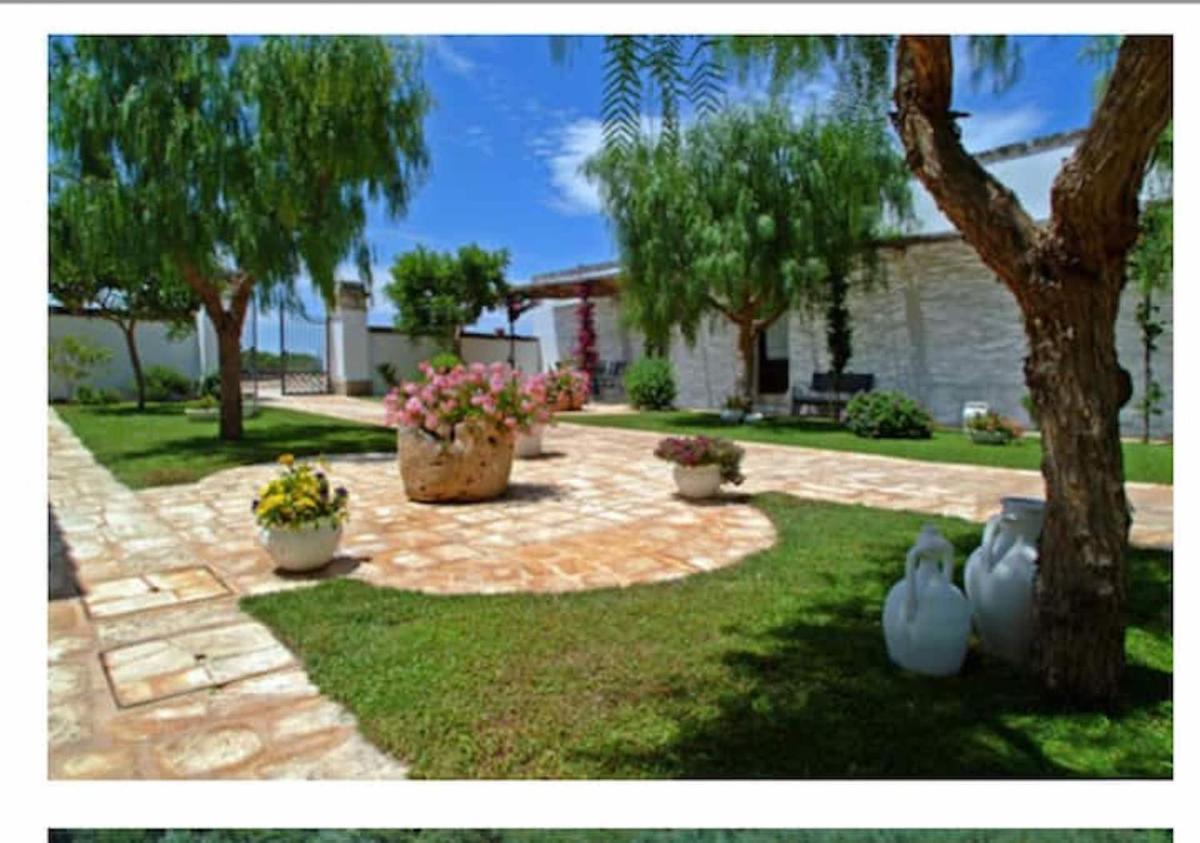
384,361,553,442
548,368,591,405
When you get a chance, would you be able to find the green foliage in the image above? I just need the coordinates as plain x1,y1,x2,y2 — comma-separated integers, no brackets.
588,106,909,393
426,352,464,373
49,35,431,437
241,349,322,375
624,357,677,410
73,385,121,405
49,335,112,396
144,365,194,402
198,373,222,400
385,245,510,352
377,362,400,388
843,390,933,439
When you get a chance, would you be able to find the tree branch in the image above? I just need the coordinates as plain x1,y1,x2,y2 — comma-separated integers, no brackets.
1048,36,1172,274
891,35,1041,291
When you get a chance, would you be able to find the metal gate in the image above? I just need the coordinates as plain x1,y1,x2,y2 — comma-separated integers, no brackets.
279,305,331,395
240,295,331,397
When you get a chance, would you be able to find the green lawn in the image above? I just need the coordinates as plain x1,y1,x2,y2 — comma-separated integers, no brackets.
244,494,1172,779
55,403,395,488
562,411,1173,485
55,832,1173,843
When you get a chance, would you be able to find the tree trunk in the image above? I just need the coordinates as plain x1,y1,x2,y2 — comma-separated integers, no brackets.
891,35,1170,703
825,272,851,421
121,320,146,411
1023,278,1132,702
216,323,244,440
734,319,757,404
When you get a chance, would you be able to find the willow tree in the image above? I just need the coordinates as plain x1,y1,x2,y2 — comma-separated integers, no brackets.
49,36,430,439
584,34,1172,702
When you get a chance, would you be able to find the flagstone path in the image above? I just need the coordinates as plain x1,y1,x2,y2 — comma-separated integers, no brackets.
48,395,1172,779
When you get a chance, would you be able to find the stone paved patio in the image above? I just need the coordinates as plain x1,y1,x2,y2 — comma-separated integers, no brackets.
48,396,1173,779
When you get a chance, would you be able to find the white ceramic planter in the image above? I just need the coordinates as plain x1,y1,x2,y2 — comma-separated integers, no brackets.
514,425,545,459
964,496,1045,665
883,525,972,677
719,409,745,424
672,464,722,499
260,521,343,572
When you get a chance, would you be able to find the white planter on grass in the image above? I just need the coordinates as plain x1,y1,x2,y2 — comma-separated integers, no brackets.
259,521,343,572
672,464,722,499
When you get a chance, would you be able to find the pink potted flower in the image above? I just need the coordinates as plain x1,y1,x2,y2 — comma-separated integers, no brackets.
384,361,541,502
653,436,746,499
548,367,591,411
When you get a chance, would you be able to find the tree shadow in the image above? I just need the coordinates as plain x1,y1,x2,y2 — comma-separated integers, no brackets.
48,507,82,600
571,526,1172,779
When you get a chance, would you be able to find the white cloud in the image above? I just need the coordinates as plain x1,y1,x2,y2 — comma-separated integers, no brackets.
537,117,605,216
958,104,1048,153
422,36,477,78
462,124,494,157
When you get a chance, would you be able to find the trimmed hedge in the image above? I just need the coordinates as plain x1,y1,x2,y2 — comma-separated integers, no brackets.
843,390,933,439
624,357,677,410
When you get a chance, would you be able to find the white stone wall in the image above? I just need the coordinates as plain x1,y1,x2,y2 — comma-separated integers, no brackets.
547,238,1173,437
49,312,201,400
366,330,542,395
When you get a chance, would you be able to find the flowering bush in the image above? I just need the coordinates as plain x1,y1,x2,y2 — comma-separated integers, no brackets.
546,367,591,409
967,409,1024,442
384,361,550,443
653,435,745,485
253,454,349,530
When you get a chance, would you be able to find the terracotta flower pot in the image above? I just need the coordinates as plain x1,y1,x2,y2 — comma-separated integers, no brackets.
554,392,574,412
398,422,515,502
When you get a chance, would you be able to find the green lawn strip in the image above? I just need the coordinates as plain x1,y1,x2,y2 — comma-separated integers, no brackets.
243,494,1172,779
561,411,1173,485
56,832,1174,843
55,403,396,489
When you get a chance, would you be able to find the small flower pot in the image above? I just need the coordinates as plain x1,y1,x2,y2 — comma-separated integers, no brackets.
399,422,515,502
514,425,545,459
260,522,343,572
672,464,722,499
970,429,1012,445
719,409,745,424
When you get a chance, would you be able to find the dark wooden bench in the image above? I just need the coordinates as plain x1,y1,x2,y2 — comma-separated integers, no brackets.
791,372,875,417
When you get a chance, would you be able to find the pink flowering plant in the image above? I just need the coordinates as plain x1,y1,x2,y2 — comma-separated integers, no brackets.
384,361,551,443
547,367,591,407
653,435,745,485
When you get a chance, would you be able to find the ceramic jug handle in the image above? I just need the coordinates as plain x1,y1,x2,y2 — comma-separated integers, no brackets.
982,514,1003,570
904,545,921,621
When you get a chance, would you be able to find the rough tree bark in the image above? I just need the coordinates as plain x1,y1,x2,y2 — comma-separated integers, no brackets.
184,268,254,440
891,35,1171,703
734,319,757,404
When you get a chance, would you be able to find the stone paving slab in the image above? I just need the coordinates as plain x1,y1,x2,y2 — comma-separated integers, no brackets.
48,409,408,780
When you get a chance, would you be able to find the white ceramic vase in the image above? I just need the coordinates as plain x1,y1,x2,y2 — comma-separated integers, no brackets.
260,521,343,572
719,409,745,424
883,524,972,677
515,425,545,459
964,496,1045,665
673,464,722,499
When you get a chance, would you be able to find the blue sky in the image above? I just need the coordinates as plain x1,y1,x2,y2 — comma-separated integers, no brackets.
349,34,1104,335
187,35,1104,350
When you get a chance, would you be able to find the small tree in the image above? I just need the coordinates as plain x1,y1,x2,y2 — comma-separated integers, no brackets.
50,205,200,410
384,244,510,357
588,107,823,403
49,336,111,400
49,36,430,439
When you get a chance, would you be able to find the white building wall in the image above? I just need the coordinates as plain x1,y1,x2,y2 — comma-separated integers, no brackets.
49,312,201,400
365,330,543,395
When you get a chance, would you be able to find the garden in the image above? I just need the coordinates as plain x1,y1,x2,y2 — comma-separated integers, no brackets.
47,33,1172,783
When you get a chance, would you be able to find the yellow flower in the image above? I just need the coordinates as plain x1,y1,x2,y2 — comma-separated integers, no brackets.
278,453,295,467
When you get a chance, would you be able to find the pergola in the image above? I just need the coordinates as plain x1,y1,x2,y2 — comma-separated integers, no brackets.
502,262,622,369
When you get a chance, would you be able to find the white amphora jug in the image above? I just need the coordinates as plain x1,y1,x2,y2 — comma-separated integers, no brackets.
964,496,1045,665
883,524,972,677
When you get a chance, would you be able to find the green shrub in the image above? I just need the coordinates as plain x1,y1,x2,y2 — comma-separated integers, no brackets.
99,387,121,404
844,390,933,439
197,373,221,399
624,357,677,410
426,352,463,373
145,366,193,402
377,362,400,388
73,385,98,405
